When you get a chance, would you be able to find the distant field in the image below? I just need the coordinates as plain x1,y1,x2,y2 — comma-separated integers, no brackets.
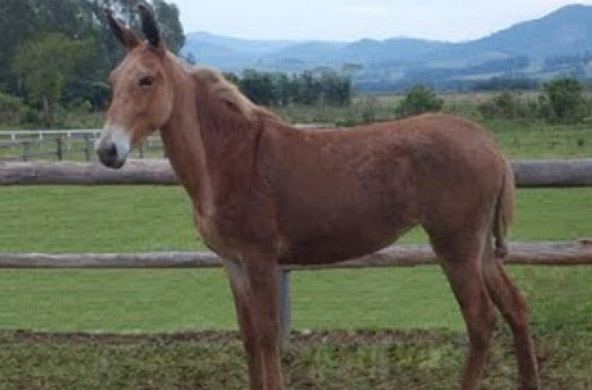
4,100,592,161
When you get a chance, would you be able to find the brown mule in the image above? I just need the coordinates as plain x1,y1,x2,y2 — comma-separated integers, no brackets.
96,5,540,390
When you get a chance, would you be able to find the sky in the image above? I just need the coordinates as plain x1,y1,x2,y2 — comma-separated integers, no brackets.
171,0,592,42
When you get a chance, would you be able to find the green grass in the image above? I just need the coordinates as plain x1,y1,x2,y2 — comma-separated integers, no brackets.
1,329,591,390
2,266,591,333
274,98,592,159
2,186,591,253
485,119,592,159
1,186,591,332
0,186,203,253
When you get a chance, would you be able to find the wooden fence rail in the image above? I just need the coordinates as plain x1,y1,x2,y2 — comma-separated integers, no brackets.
2,159,592,186
2,159,592,349
1,241,592,269
1,240,591,350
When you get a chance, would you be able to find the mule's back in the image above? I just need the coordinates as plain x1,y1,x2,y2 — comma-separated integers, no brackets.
266,114,510,264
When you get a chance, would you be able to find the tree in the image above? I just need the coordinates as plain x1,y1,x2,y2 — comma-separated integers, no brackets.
1,1,184,80
12,33,92,126
317,71,351,106
89,0,185,58
151,0,185,54
240,69,276,106
540,78,589,123
0,0,37,93
395,85,444,118
478,92,530,119
294,71,321,105
271,73,291,106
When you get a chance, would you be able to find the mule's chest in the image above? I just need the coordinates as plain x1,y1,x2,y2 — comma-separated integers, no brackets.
195,212,240,260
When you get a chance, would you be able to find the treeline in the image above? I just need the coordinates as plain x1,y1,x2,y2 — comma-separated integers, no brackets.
386,77,591,125
0,0,184,126
225,69,352,107
478,78,591,124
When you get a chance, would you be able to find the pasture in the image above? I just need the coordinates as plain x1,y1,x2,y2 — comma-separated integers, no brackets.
1,118,592,388
1,330,591,390
2,185,592,333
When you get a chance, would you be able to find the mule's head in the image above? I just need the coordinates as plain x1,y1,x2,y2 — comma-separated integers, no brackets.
96,4,174,169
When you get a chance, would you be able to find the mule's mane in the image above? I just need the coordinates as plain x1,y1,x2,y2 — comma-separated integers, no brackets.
190,66,278,121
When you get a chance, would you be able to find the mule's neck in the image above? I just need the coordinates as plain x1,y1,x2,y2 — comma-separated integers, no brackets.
159,57,212,212
159,57,264,216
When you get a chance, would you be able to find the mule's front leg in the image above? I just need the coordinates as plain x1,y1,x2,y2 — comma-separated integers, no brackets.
222,256,285,390
222,258,265,390
245,257,285,390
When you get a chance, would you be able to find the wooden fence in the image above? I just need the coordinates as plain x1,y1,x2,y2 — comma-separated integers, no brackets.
1,159,592,349
2,159,592,186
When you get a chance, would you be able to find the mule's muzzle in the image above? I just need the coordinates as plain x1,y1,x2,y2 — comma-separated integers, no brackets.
95,128,130,170
96,141,126,169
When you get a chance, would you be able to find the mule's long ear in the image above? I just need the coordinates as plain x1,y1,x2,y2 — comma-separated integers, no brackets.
137,3,163,50
104,7,140,50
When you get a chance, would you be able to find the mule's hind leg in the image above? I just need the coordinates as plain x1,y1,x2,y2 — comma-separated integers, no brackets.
430,232,497,390
481,249,540,390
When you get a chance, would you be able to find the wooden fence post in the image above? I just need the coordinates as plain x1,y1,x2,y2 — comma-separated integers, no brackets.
56,137,63,161
84,135,91,162
22,141,31,162
278,269,292,352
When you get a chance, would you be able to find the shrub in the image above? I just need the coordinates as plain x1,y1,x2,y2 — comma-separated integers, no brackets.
0,90,31,125
478,92,534,119
395,85,444,118
541,78,589,124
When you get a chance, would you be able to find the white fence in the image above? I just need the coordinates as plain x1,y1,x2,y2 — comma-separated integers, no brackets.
0,129,163,162
0,129,102,141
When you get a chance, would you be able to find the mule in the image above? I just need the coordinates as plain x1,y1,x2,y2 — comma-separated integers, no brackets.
96,5,540,390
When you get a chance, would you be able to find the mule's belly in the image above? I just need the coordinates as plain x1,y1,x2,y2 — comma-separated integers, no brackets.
277,220,415,265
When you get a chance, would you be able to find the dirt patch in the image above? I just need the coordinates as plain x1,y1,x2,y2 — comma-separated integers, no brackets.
1,328,590,390
1,328,465,347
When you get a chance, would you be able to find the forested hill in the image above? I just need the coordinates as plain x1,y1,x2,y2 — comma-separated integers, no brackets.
0,0,184,119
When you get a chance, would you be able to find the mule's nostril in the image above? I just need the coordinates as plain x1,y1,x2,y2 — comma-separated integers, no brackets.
97,142,124,169
106,143,117,158
96,128,130,170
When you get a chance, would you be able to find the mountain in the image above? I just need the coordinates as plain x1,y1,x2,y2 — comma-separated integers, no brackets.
185,32,295,55
464,4,592,59
182,32,297,71
182,5,592,91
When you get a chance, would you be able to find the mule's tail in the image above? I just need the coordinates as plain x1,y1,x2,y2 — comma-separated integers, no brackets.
493,161,515,258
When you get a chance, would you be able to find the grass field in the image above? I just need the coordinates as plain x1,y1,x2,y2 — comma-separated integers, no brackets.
1,116,592,388
1,186,591,333
1,329,591,390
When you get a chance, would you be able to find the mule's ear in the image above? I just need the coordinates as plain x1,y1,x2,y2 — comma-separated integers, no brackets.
137,3,163,50
104,7,140,50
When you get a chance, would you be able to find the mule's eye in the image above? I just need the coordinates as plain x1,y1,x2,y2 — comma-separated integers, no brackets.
138,76,155,87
